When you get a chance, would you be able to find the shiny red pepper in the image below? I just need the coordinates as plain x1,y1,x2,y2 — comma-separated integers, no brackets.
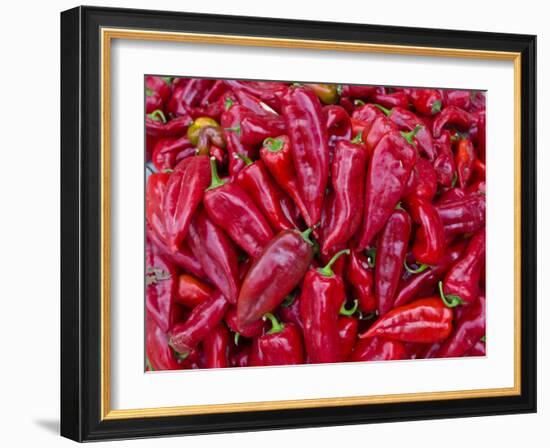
203,158,273,258
352,103,384,129
432,105,478,138
167,79,215,115
221,104,256,175
358,129,418,249
375,209,412,315
465,339,486,357
151,136,195,171
146,172,171,245
371,90,409,109
146,111,192,141
225,306,264,338
347,250,376,313
455,137,476,188
323,105,353,148
406,158,438,201
338,316,359,360
146,315,182,371
237,228,314,326
408,88,443,116
175,274,212,308
442,229,485,305
200,80,229,107
235,157,295,232
224,80,288,113
300,249,350,363
250,313,304,366
163,156,211,251
322,139,367,253
407,197,445,265
441,89,471,110
186,209,240,304
350,337,406,362
279,294,303,331
169,291,229,355
202,324,230,368
364,115,398,153
339,85,376,100
237,114,286,146
436,194,486,237
146,88,163,114
146,76,172,103
361,297,454,343
433,131,457,187
282,86,330,226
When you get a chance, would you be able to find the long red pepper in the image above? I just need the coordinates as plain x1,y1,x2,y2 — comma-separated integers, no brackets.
186,209,240,304
322,138,367,253
169,291,229,355
203,158,273,258
433,131,457,187
237,228,314,326
358,129,418,249
407,197,445,265
323,105,353,147
167,79,214,115
152,136,195,171
371,90,409,109
432,105,478,138
202,324,230,368
408,88,443,116
350,337,406,362
249,313,304,366
338,316,359,360
224,80,288,112
406,158,438,202
282,86,330,226
456,137,476,188
221,104,256,175
339,85,376,100
347,250,376,313
175,274,212,308
361,297,454,343
300,249,350,363
436,194,486,237
146,172,171,245
225,306,264,338
237,114,286,146
146,315,182,371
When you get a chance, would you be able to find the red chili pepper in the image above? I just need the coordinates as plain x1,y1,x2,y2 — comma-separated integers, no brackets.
230,345,251,368
432,105,478,138
323,105,352,147
375,208,412,315
352,103,385,128
433,131,457,188
232,89,274,117
364,115,398,153
163,156,211,251
465,339,486,357
169,291,229,355
361,297,454,343
200,80,229,107
146,315,182,371
224,80,288,113
146,172,171,244
300,249,350,363
146,89,164,114
358,129,418,249
406,158,438,202
437,295,485,358
202,324,230,368
441,89,471,110
436,194,486,237
186,209,240,304
151,136,195,171
225,306,264,338
350,337,406,362
347,250,376,313
167,79,215,115
146,76,172,102
279,294,303,331
175,274,212,308
282,86,330,226
408,88,443,116
338,316,359,360
259,136,312,225
236,114,286,146
407,197,445,265
339,85,376,100
220,104,257,175
237,228,314,326
455,137,476,188
322,139,367,253
371,90,409,109
442,229,485,305
146,111,191,140
250,313,304,366
474,110,486,162
234,157,295,232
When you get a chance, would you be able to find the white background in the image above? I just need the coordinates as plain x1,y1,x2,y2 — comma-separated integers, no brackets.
0,0,547,446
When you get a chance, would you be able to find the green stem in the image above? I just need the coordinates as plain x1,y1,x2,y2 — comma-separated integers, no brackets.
431,100,442,114
281,293,296,308
161,76,172,85
317,249,350,277
147,109,167,123
395,201,404,211
354,99,366,106
264,313,285,334
224,97,234,111
145,87,155,96
404,260,430,274
234,332,240,346
480,335,486,342
339,299,359,316
224,124,241,135
145,357,154,371
374,103,391,116
206,157,227,191
401,124,423,145
263,137,284,152
300,228,314,246
365,247,376,268
234,152,253,166
351,130,363,144
438,281,464,308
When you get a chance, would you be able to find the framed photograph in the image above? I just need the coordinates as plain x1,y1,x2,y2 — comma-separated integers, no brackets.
60,6,536,442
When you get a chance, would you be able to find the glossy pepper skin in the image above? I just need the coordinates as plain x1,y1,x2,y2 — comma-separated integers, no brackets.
300,250,350,363
407,197,446,265
175,274,212,308
442,229,486,304
323,105,353,148
350,337,406,362
238,114,286,146
169,291,229,355
146,172,171,245
224,80,288,113
436,194,486,237
456,137,476,188
202,324,230,369
146,112,191,140
338,317,359,360
152,136,195,171
163,156,211,251
361,297,454,343
203,158,273,258
408,88,443,116
433,131,457,187
406,158,438,202
358,130,417,249
225,306,264,338
371,90,409,109
221,104,256,176
146,315,182,371
432,105,478,138
347,250,376,313
235,158,295,232
187,209,240,304
167,79,214,115
250,313,304,366
375,209,412,315
437,295,486,358
322,139,367,253
237,228,314,327
339,85,376,100
281,86,330,226
466,339,486,357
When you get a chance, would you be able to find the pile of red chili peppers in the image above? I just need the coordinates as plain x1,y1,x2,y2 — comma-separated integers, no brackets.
145,76,486,370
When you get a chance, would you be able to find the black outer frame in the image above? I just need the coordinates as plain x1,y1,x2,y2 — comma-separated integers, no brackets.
60,6,536,442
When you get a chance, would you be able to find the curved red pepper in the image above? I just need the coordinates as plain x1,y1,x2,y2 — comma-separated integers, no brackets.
364,115,398,152
202,324,230,368
146,89,163,114
352,103,384,128
163,156,211,251
350,337,406,362
220,104,256,175
237,228,314,326
375,209,412,315
250,313,304,366
322,139,367,253
465,339,486,357
409,88,443,116
146,172,171,244
406,158,438,201
432,105,478,138
436,194,486,237
347,250,376,313
323,105,352,148
361,297,454,343
224,80,288,113
282,86,330,226
455,137,476,188
175,274,212,308
186,209,240,304
338,317,359,360
151,136,196,171
225,306,264,338
300,249,350,363
371,90,409,109
358,129,417,249
146,76,172,103
340,84,376,100
200,80,229,107
238,114,286,146
441,89,472,110
169,291,229,355
407,197,445,265
442,229,485,305
146,113,191,140
167,79,215,115
203,158,273,258
433,131,457,187
146,315,182,371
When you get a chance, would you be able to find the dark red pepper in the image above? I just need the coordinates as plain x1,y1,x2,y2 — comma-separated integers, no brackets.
175,274,212,308
408,88,443,116
146,76,172,103
151,136,196,171
220,104,257,175
406,158,438,201
338,316,359,360
371,90,409,109
202,324,230,368
436,194,486,237
455,137,476,188
237,114,286,146
432,105,478,138
465,339,486,357
339,85,376,100
347,250,376,313
350,337,406,362
225,306,264,339
224,80,288,113
407,197,445,265
279,294,303,331
323,105,353,148
441,89,471,110
167,79,215,115
433,131,457,188
146,315,182,371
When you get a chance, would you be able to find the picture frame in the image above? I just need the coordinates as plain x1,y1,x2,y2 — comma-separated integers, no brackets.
60,5,536,442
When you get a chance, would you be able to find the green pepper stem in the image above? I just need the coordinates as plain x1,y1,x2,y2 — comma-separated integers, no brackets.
264,313,285,334
281,293,296,308
351,130,363,144
438,281,464,308
263,137,284,152
147,109,167,123
317,249,350,277
234,332,240,346
404,260,430,274
145,87,155,96
339,299,359,316
366,247,376,268
354,99,366,106
431,100,442,114
206,157,226,191
374,103,391,116
401,124,423,145
161,76,172,85
224,125,241,135
145,357,154,371
300,228,314,246
234,152,253,166
224,97,234,111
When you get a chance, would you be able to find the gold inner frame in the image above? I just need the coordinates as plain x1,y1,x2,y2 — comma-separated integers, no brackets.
100,28,522,420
